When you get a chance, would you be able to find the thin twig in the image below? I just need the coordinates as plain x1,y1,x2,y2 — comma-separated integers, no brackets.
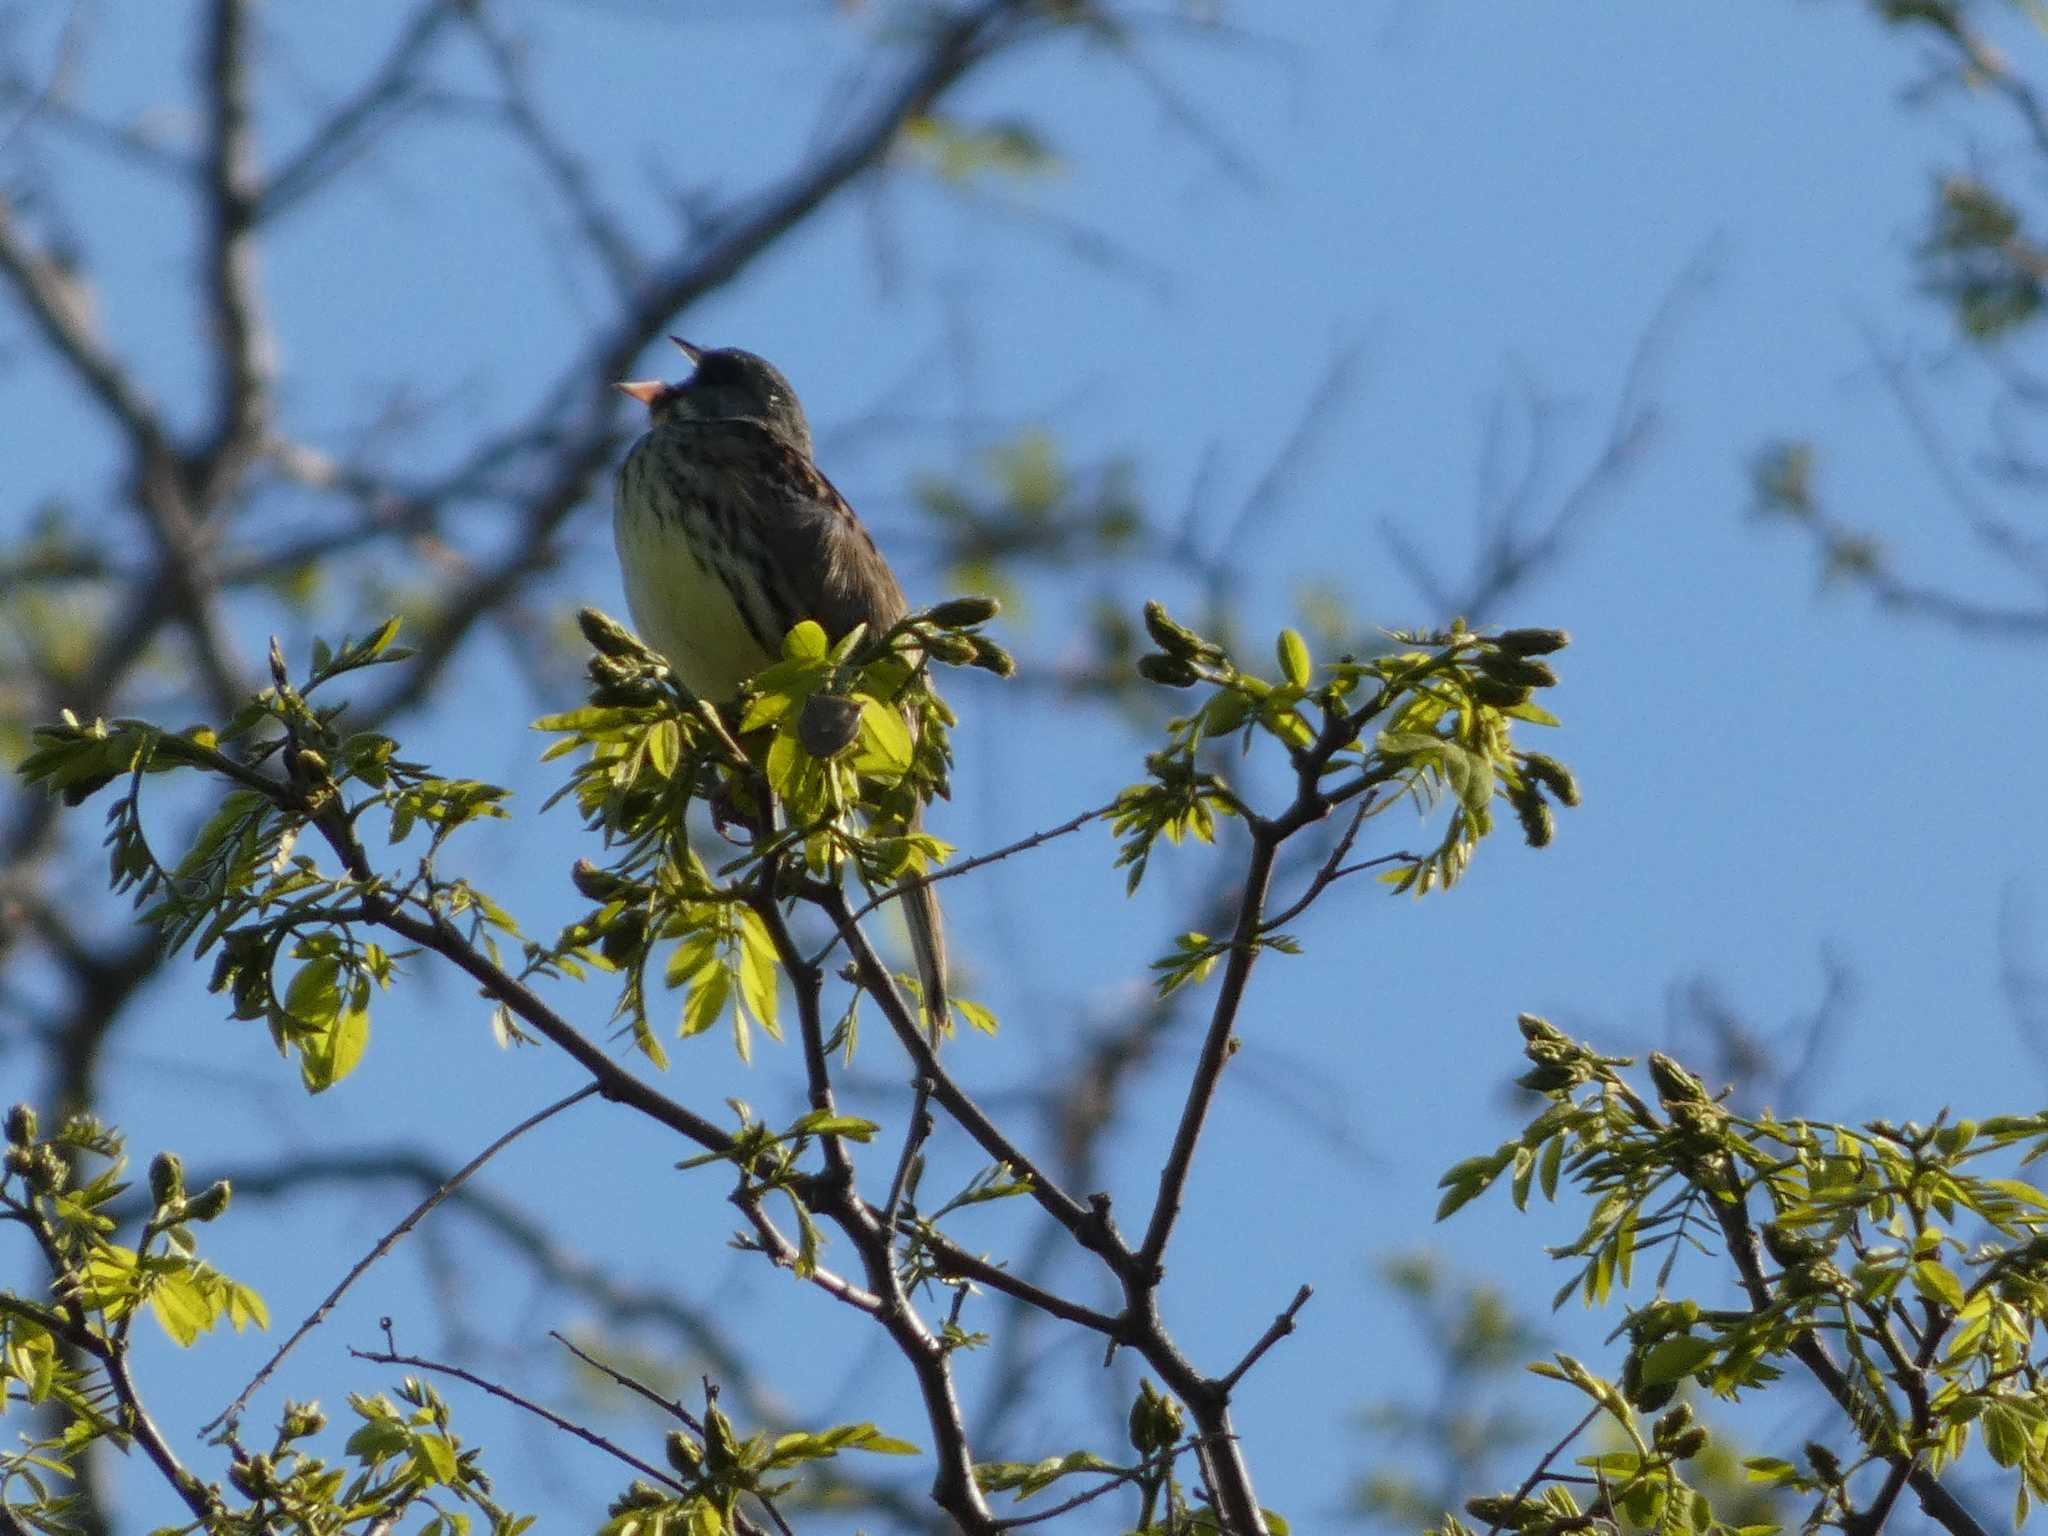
824,799,1115,950
1216,1284,1312,1394
349,1345,707,1509
206,1083,599,1433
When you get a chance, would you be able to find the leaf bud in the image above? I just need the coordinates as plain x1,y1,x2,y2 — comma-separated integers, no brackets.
1469,676,1532,709
185,1180,233,1223
1519,753,1581,807
578,607,651,661
1127,1378,1184,1455
1670,1425,1709,1460
1515,1061,1576,1093
4,1104,36,1146
923,631,979,666
1137,653,1200,688
1805,1442,1841,1484
607,1481,667,1515
1517,1013,1566,1046
149,1151,185,1208
1620,1349,1676,1412
1653,1402,1693,1442
703,1404,740,1477
571,859,631,902
967,634,1016,678
1647,1053,1709,1106
1495,627,1570,656
797,693,865,760
590,678,665,709
1142,601,1221,663
665,1430,704,1475
599,909,649,965
283,1403,326,1439
292,749,329,783
1509,788,1553,848
228,1455,274,1499
3,1146,32,1177
1464,1494,1546,1528
1477,652,1558,690
923,595,1001,629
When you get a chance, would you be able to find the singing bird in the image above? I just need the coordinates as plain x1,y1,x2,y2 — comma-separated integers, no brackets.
611,341,949,1034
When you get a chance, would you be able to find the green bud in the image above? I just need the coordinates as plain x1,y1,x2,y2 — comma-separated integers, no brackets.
1137,653,1200,688
1464,1494,1545,1528
923,631,979,666
1520,753,1581,807
1670,1425,1709,1460
1469,676,1532,709
4,1104,36,1146
590,678,665,709
1654,1402,1694,1444
1620,1349,1676,1413
607,1481,667,1515
571,859,631,902
1515,1062,1576,1093
599,909,649,965
3,1146,32,1178
293,749,329,782
665,1430,703,1475
1127,1378,1184,1455
1477,652,1558,690
283,1403,326,1440
967,634,1016,678
185,1180,232,1222
1495,627,1570,657
1805,1442,1841,1484
923,595,1001,629
149,1151,185,1208
797,693,865,760
1510,789,1553,849
578,607,652,661
703,1404,739,1478
1142,601,1221,663
1518,1013,1566,1046
228,1455,273,1499
1647,1052,1709,1106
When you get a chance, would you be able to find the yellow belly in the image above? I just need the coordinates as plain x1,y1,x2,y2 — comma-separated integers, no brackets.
612,486,777,702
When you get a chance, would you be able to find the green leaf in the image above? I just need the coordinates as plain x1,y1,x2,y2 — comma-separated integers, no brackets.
299,977,371,1093
855,698,914,775
682,968,731,1042
1910,1258,1966,1310
1639,1335,1716,1386
1277,628,1311,688
148,1270,214,1347
783,621,828,661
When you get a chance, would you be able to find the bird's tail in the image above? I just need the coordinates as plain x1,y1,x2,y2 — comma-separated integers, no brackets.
902,827,950,1044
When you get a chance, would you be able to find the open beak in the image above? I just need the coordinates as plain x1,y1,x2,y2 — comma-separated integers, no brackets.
614,379,667,407
670,336,704,365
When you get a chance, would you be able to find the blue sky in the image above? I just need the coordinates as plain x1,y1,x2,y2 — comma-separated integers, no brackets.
6,1,2045,1530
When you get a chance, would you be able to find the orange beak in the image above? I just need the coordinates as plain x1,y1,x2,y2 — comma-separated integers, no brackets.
670,336,703,365
615,379,667,407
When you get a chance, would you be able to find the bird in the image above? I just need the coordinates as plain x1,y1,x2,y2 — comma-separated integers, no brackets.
611,340,949,1037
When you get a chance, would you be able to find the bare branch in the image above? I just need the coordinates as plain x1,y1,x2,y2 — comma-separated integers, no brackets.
207,1083,601,1434
257,0,456,222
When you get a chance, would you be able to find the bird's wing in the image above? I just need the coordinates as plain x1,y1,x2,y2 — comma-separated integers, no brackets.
665,418,911,645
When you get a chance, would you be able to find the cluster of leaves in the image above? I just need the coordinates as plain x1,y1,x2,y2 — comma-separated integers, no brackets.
1435,1014,2048,1533
533,600,1006,1059
16,621,515,1093
972,1377,1291,1535
600,1389,915,1536
1919,175,2046,343
1114,604,1577,993
0,1107,531,1534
